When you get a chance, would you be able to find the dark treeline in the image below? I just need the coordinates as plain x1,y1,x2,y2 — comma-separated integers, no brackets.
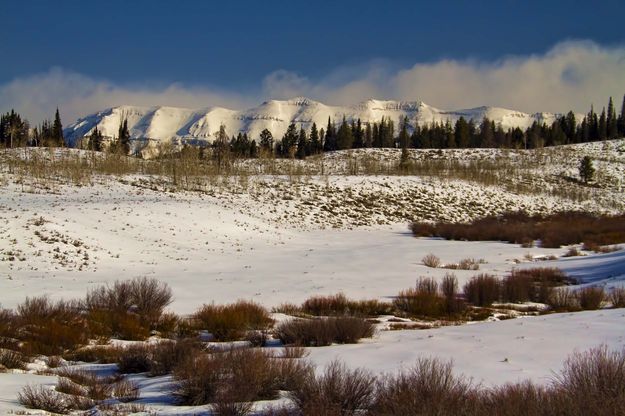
2,95,625,159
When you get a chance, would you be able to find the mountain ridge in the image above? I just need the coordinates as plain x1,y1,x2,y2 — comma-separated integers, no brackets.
64,97,578,152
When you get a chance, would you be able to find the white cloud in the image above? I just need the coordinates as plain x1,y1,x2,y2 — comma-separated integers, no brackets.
0,67,253,124
2,41,624,124
261,40,625,114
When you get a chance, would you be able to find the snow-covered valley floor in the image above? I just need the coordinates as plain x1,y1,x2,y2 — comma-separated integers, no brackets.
1,142,624,414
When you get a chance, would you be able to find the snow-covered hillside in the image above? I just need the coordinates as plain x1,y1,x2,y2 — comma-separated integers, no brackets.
64,97,575,152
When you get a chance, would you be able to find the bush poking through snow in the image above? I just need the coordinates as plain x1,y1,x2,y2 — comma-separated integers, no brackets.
17,296,88,356
554,345,625,414
191,300,274,341
463,274,500,307
0,348,27,370
372,357,476,415
411,211,625,249
18,385,74,414
173,347,313,407
421,253,441,268
609,288,625,308
85,277,172,340
275,317,374,347
576,287,605,310
290,361,376,416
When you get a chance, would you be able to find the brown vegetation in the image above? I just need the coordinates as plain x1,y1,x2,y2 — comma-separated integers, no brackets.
412,211,625,248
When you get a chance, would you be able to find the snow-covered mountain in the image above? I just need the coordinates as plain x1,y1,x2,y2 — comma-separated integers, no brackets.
64,97,573,153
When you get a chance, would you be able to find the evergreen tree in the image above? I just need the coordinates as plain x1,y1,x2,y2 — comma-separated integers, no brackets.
213,124,230,171
259,128,274,155
598,108,607,140
579,156,595,183
281,123,298,157
617,95,625,137
478,117,495,148
51,108,64,147
336,116,353,150
118,118,130,154
607,97,618,139
323,117,337,151
352,119,364,148
364,123,372,148
309,122,321,155
89,127,103,151
296,126,308,159
0,110,28,148
454,117,470,148
398,116,410,149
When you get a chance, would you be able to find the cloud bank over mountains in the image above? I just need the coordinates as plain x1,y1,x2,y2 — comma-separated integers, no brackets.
1,40,624,124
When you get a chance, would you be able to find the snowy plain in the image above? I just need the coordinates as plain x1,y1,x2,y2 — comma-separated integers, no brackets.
0,141,624,414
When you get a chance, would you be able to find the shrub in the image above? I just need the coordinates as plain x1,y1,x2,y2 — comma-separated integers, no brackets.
116,344,152,374
192,300,273,341
302,293,350,316
422,253,441,268
18,385,73,414
609,288,625,308
576,287,605,310
548,288,580,312
174,347,311,406
373,358,476,416
17,296,88,355
484,381,552,416
411,212,625,249
290,361,375,416
148,339,203,376
275,317,374,347
0,307,19,349
173,353,222,405
441,274,466,315
85,277,172,340
0,348,26,369
394,278,446,318
463,274,500,306
554,345,625,414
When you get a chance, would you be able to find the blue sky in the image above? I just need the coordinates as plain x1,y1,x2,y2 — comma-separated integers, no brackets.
2,0,625,122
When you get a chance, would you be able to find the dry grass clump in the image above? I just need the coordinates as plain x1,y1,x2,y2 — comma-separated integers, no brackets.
275,316,374,347
290,361,376,416
463,274,500,307
421,253,441,268
173,347,313,408
85,277,173,340
444,257,482,271
191,300,274,341
412,211,625,249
